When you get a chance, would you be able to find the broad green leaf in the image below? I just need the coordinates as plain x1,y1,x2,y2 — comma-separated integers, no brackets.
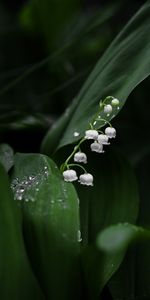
0,143,14,172
41,0,150,155
0,163,44,299
12,153,80,300
78,150,139,300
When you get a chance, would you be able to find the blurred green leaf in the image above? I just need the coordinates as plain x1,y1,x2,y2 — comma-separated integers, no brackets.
41,0,150,155
0,163,44,299
0,144,14,172
97,223,150,253
78,151,139,300
98,223,150,300
20,0,80,48
12,153,80,300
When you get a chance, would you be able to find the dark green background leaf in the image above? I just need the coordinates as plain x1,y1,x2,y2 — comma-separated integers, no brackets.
0,143,14,172
108,151,150,300
41,0,150,155
77,150,139,300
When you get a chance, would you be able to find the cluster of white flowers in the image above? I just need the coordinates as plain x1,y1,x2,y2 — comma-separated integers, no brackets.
63,169,94,186
86,127,116,154
62,96,119,186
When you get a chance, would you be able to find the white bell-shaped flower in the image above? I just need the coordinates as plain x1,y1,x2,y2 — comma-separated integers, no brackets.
104,104,112,114
90,141,104,153
111,98,119,106
105,127,116,138
97,134,109,145
74,151,87,164
85,130,98,140
63,169,78,182
79,173,93,186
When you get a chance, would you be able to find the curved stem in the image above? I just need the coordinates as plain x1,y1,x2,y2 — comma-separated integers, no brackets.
61,138,85,172
103,96,114,104
96,118,112,127
98,130,104,134
68,164,87,173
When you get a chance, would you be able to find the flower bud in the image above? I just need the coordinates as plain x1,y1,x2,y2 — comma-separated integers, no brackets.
79,173,93,186
63,169,78,182
85,130,98,140
111,98,119,106
104,104,112,114
97,134,109,145
105,127,116,138
90,141,104,153
74,151,87,164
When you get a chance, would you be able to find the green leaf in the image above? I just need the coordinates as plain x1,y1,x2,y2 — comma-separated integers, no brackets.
12,153,81,300
97,223,150,253
0,144,14,172
78,150,139,244
0,163,44,299
97,223,150,300
108,152,150,300
78,151,139,300
41,0,150,155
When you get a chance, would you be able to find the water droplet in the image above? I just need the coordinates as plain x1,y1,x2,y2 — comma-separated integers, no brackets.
73,131,79,137
44,170,49,177
107,113,110,117
36,188,39,192
15,192,23,201
11,178,19,186
117,106,120,110
77,230,82,242
58,199,62,203
62,203,68,210
29,175,35,181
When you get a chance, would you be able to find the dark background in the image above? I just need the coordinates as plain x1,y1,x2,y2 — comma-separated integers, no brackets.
0,2,150,299
0,0,149,162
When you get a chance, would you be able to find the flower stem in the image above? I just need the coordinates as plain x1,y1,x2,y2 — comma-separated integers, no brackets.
96,118,112,127
60,138,85,172
68,163,87,173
